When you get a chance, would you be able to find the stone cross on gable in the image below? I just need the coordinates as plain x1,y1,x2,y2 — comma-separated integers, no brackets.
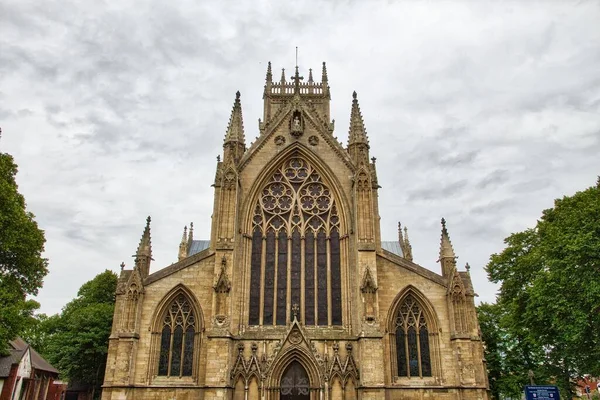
293,66,304,93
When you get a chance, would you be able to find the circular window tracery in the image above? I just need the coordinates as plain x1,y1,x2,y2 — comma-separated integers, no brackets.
253,157,340,235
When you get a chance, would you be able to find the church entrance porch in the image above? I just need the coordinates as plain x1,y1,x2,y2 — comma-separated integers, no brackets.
280,361,310,400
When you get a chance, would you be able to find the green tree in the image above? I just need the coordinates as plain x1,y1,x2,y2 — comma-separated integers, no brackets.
44,270,117,399
0,151,48,355
485,179,600,398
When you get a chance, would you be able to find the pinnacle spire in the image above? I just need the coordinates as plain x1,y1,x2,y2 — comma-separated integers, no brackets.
280,68,286,84
136,216,152,258
348,91,369,147
266,61,272,83
308,68,314,83
321,62,328,83
134,216,153,276
398,222,413,262
178,225,188,261
223,91,246,161
439,217,456,260
188,222,194,244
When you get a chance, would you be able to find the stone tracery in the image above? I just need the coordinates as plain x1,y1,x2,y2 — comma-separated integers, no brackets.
248,155,343,326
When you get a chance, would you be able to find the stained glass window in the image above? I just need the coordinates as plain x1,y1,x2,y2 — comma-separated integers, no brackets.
249,155,343,326
394,295,432,378
330,230,342,325
276,230,288,325
248,229,262,325
264,231,275,325
304,231,315,325
157,294,196,377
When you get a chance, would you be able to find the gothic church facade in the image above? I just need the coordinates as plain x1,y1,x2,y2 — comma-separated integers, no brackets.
101,63,489,400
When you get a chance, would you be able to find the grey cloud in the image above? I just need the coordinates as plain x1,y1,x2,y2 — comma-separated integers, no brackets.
407,179,468,201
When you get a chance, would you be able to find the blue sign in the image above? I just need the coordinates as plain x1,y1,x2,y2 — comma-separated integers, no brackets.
524,385,561,400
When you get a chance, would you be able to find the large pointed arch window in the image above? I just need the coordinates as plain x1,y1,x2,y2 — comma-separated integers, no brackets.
394,295,432,378
158,294,196,377
248,155,343,326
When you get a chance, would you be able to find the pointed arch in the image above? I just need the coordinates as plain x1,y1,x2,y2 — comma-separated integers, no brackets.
149,284,204,381
386,286,442,381
241,143,351,234
242,144,350,328
266,346,323,394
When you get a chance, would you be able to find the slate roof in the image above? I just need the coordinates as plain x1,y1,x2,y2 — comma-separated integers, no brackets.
0,337,59,378
381,241,404,257
188,240,210,256
188,240,403,257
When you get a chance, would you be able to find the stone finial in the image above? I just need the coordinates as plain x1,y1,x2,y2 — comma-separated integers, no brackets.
465,262,471,273
120,262,125,271
188,222,194,244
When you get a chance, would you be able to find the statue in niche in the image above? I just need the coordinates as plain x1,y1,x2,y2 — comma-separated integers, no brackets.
290,111,303,137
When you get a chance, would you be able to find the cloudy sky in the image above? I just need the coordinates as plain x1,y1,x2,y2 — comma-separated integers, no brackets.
2,0,599,316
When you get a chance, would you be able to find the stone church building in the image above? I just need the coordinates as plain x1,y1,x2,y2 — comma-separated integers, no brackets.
101,63,489,400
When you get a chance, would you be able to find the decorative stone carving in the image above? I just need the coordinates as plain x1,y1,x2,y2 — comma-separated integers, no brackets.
308,135,319,146
274,135,285,146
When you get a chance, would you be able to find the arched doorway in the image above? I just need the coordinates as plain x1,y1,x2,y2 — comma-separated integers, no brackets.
280,361,310,400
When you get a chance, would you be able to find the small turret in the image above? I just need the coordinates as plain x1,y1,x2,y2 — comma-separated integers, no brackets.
223,91,246,164
347,91,370,165
134,216,153,278
438,218,457,278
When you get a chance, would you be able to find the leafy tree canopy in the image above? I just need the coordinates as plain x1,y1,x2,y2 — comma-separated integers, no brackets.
483,178,600,398
25,270,117,399
0,151,48,355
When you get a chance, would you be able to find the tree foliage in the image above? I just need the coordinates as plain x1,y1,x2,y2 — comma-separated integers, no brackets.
483,179,600,398
0,151,48,355
31,270,117,398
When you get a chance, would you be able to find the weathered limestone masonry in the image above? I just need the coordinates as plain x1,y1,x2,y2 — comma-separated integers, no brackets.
101,62,489,400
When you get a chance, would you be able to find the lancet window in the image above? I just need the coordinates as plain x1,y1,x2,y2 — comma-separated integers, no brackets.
248,156,343,326
158,294,196,377
394,295,432,378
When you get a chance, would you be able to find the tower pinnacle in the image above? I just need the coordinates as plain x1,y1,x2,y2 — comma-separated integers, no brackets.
347,91,370,164
134,216,153,277
265,61,272,83
439,218,457,278
223,91,246,163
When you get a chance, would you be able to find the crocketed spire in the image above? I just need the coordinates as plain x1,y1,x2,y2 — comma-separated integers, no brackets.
439,218,456,260
223,91,246,163
398,222,413,262
134,216,153,277
280,68,286,84
265,61,272,83
224,91,245,145
178,225,188,261
348,91,369,147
